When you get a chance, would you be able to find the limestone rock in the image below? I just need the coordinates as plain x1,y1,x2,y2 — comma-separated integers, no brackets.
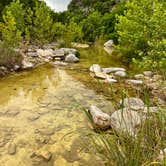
110,108,141,135
65,54,79,63
126,79,143,85
143,71,153,77
119,98,145,111
89,105,111,129
90,64,102,73
94,72,107,79
102,67,126,74
114,71,127,77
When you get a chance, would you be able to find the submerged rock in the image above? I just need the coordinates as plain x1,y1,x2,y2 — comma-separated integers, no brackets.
110,108,141,135
31,149,52,162
7,143,16,155
65,54,79,63
119,98,145,111
90,64,102,73
89,105,111,129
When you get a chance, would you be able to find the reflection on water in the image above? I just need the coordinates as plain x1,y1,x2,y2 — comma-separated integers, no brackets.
0,64,113,166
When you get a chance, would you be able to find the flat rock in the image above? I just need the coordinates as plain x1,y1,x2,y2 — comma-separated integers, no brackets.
7,143,16,155
119,98,145,111
114,71,127,77
31,150,52,162
110,108,141,135
6,109,20,117
134,74,144,79
28,114,40,121
102,67,126,74
94,72,107,79
89,105,111,129
126,79,143,85
37,128,55,136
90,64,102,73
105,78,117,83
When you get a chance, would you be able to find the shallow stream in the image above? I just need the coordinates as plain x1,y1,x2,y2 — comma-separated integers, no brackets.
0,47,122,166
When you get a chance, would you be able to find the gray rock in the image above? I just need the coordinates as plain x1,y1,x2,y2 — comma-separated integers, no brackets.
119,98,145,111
65,54,79,63
89,105,111,129
37,49,53,57
26,52,38,57
14,65,20,71
104,40,114,54
110,108,141,135
114,71,127,77
126,79,143,85
134,74,144,79
102,67,126,74
53,49,65,58
90,64,102,73
105,78,118,83
94,72,107,79
143,71,153,77
7,143,16,155
60,48,77,55
22,59,34,69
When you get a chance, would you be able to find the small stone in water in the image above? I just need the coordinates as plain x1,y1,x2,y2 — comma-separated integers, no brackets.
7,143,16,155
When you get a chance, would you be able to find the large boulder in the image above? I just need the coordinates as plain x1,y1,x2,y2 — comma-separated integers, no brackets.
89,105,111,129
90,64,102,73
119,97,145,111
65,54,79,63
110,108,141,135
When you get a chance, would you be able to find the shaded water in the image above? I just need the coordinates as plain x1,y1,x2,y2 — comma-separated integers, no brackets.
0,59,115,166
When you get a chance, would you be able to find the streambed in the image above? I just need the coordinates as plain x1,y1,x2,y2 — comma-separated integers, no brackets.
0,55,116,166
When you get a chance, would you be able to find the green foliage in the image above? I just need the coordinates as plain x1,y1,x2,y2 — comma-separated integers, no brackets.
4,0,25,33
64,19,83,43
0,11,22,47
116,0,166,71
81,11,104,42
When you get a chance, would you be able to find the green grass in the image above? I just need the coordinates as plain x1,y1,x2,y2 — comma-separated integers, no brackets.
84,88,166,166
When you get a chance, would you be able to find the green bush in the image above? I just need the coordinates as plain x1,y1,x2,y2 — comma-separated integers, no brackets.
116,0,166,72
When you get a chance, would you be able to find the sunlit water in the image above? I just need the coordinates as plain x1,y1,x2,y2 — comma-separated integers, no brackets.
0,62,114,166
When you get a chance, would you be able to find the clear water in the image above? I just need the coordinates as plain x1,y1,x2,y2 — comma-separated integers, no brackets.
0,55,115,166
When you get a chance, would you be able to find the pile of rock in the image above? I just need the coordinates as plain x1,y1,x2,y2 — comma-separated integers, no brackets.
22,47,79,70
89,97,160,135
89,64,127,83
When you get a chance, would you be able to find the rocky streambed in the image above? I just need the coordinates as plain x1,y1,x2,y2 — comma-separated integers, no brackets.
0,43,165,165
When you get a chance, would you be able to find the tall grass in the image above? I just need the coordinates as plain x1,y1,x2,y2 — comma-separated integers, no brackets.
85,87,166,166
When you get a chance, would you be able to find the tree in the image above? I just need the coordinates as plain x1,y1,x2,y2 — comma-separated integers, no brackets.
31,1,54,45
4,0,25,34
0,11,22,47
81,11,104,42
116,0,166,71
